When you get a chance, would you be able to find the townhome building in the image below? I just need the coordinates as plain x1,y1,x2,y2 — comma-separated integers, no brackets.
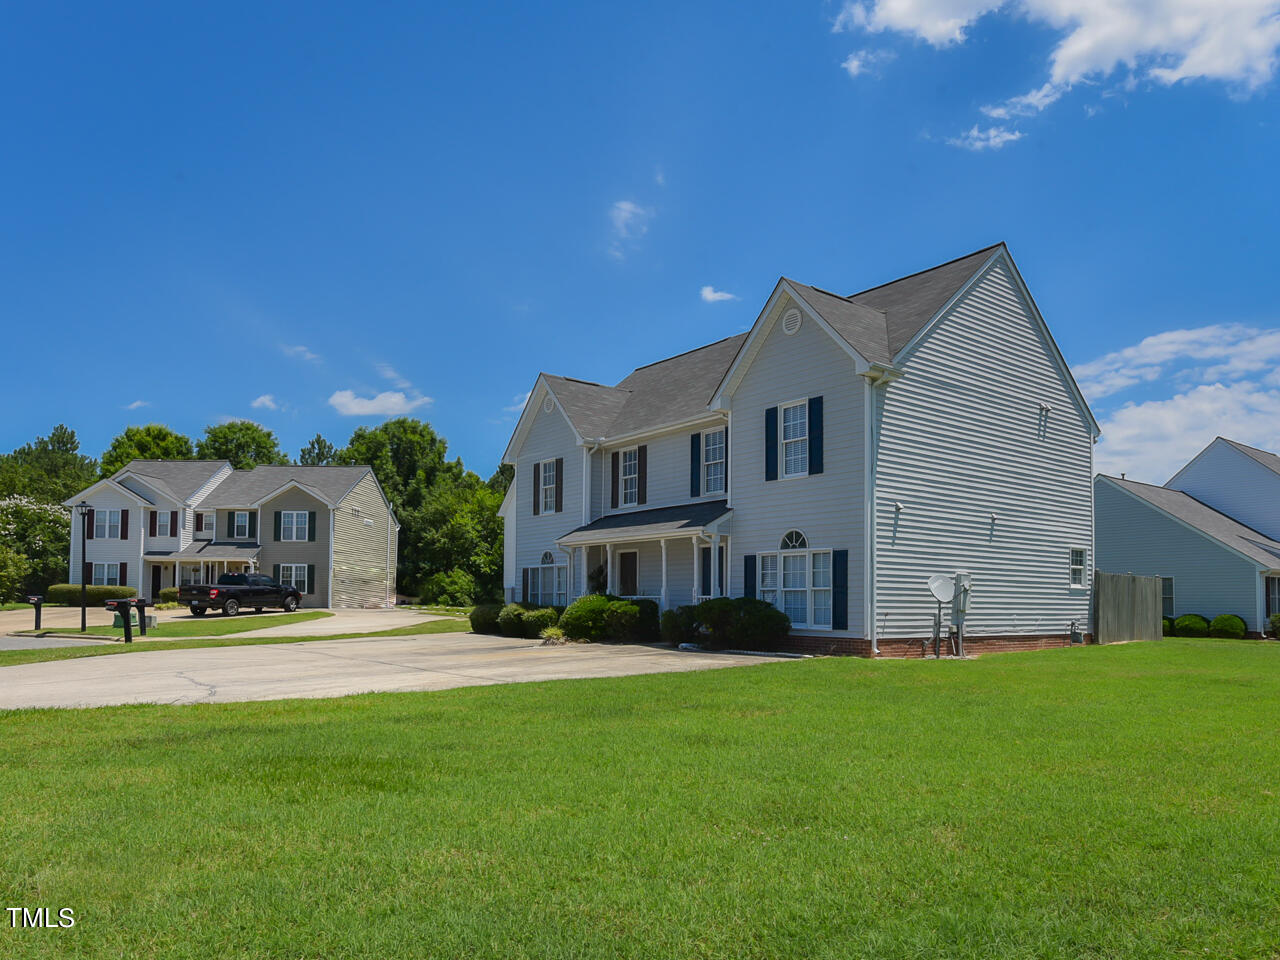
65,461,399,608
501,243,1100,655
1096,437,1280,634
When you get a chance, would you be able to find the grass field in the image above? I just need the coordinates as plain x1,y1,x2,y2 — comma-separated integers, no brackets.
22,609,333,640
0,617,469,669
2,638,1278,959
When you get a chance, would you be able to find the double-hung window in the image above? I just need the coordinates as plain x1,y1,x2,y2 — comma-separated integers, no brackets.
758,531,832,629
279,563,308,593
156,511,171,537
541,461,557,514
200,512,214,537
1069,547,1087,587
525,552,568,606
781,402,808,478
281,510,308,541
1162,577,1175,618
234,511,249,539
92,562,121,586
620,448,639,506
95,509,120,539
703,429,726,495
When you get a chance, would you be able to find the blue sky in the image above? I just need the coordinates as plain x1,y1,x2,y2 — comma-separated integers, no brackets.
3,1,1278,483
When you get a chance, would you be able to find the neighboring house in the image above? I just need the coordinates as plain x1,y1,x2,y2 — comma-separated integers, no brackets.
64,461,399,608
1095,437,1280,633
501,243,1099,655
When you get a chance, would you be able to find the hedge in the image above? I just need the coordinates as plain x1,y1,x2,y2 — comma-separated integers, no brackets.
559,595,614,642
1161,616,1174,637
521,607,560,639
470,603,502,635
695,597,790,649
159,587,179,604
1172,613,1210,638
661,606,699,645
1208,614,1247,639
45,583,136,605
1271,613,1280,638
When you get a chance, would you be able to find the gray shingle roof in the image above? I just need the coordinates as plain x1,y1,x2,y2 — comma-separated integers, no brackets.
1221,438,1280,478
199,465,373,508
171,541,263,561
537,245,1003,442
115,460,230,503
1103,475,1280,569
557,500,730,546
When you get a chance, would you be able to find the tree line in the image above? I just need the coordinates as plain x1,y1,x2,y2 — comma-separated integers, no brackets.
0,419,509,605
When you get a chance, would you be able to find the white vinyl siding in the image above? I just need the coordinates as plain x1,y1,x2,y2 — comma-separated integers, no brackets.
511,396,583,594
330,473,396,608
1166,438,1280,541
70,486,141,592
873,259,1095,640
727,295,865,636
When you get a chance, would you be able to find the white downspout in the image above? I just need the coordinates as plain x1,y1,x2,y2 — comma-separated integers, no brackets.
863,375,877,655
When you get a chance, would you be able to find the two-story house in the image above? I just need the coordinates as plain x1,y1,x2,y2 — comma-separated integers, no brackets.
1095,437,1280,634
502,243,1100,655
65,461,399,608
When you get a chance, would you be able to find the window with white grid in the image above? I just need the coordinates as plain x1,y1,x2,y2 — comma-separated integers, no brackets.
620,448,639,506
703,428,726,495
781,402,808,478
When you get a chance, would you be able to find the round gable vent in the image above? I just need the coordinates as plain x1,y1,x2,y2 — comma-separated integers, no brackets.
543,395,554,413
781,308,802,335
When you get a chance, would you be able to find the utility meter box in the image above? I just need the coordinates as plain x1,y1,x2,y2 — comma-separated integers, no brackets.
952,572,973,624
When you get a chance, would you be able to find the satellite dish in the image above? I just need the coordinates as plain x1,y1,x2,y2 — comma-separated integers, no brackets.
927,574,954,603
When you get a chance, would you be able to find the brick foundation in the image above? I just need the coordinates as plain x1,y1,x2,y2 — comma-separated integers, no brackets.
772,633,1093,658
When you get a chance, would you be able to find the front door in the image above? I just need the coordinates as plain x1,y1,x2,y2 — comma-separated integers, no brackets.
619,551,638,597
151,565,162,600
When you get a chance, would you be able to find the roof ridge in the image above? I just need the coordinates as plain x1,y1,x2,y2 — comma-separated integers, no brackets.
545,374,622,390
847,242,1004,299
626,333,747,374
1109,474,1280,544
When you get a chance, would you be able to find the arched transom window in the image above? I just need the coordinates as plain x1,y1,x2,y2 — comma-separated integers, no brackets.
780,530,808,550
540,551,556,565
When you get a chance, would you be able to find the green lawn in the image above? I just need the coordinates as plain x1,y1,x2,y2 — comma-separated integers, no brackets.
0,616,469,669
23,609,332,640
2,639,1278,959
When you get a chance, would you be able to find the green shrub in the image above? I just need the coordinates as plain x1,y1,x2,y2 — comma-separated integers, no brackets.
559,594,614,642
522,607,560,639
1209,614,1247,639
540,625,566,642
1270,613,1280,638
602,601,639,642
420,568,476,606
1161,616,1174,637
497,603,528,638
632,599,660,642
0,543,31,604
1173,613,1210,638
469,603,502,635
46,583,136,605
695,597,791,649
661,606,700,645
158,587,179,604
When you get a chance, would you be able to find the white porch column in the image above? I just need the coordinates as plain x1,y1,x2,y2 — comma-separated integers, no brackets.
605,543,614,594
579,546,588,599
711,533,722,598
660,539,669,612
691,536,700,603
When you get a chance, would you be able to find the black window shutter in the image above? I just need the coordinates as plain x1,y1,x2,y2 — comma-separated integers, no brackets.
273,563,280,583
832,549,848,631
521,568,529,603
700,547,711,598
637,446,647,505
120,510,129,540
808,396,824,475
227,513,235,538
86,509,94,539
274,511,281,541
690,433,701,498
764,407,778,481
744,554,756,599
170,510,178,536
149,511,157,537
119,561,127,586
307,563,316,594
248,512,257,540
554,458,564,513
532,461,540,516
195,513,203,533
610,452,619,509
308,511,317,542
83,561,92,584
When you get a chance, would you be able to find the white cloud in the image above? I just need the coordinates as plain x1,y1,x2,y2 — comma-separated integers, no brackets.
328,390,433,417
982,81,1065,118
281,344,320,363
608,200,654,260
375,363,413,390
504,390,532,414
655,166,666,187
841,48,897,77
251,394,278,410
123,399,149,410
946,124,1024,150
700,285,739,303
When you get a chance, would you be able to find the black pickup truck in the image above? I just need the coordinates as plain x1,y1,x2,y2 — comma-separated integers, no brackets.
178,573,303,617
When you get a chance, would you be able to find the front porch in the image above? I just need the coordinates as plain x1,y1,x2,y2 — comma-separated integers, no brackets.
557,501,731,612
145,541,262,598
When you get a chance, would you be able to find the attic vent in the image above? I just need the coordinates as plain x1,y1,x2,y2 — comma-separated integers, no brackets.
543,395,554,413
781,308,802,336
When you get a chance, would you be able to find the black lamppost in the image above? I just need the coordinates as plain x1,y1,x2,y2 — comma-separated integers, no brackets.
76,501,90,633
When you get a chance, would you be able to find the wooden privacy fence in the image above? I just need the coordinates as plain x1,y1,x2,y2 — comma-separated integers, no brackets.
1094,571,1162,644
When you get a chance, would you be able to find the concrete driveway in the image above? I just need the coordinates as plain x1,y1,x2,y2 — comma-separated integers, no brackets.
0,633,788,709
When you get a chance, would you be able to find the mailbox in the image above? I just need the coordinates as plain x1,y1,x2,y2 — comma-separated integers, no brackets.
134,597,150,637
26,595,42,631
104,598,134,643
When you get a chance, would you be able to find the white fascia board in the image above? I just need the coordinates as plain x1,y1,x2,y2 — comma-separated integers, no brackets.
1097,475,1270,571
598,412,727,448
709,279,871,409
61,477,154,508
501,375,585,464
114,472,182,508
251,479,337,509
